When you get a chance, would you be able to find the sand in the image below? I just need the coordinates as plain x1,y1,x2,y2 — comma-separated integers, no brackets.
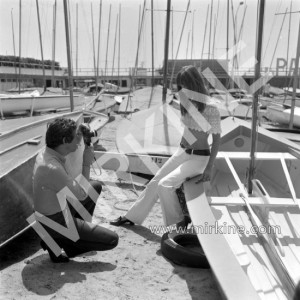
0,113,221,300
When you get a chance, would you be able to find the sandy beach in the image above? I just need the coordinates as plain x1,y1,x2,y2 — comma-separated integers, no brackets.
0,112,221,300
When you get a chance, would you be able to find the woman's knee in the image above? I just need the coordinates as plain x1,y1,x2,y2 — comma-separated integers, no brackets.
157,178,167,192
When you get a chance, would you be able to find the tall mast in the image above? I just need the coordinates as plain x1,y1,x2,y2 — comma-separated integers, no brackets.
18,0,21,94
289,18,300,129
51,0,57,87
11,9,17,87
112,14,119,77
285,1,292,89
208,0,214,59
36,0,46,92
96,0,102,93
191,10,195,59
212,0,220,59
171,6,174,59
201,4,210,60
151,0,154,87
63,0,74,111
133,1,146,90
169,0,190,90
76,2,78,77
104,4,112,78
91,2,97,90
186,31,190,59
162,0,171,103
226,0,229,88
117,3,121,86
248,0,265,194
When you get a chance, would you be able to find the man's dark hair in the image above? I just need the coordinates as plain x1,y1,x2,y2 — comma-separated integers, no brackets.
46,118,77,149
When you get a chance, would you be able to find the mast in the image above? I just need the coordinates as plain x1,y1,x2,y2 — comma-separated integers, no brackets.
148,0,155,108
117,3,121,86
289,18,300,129
51,0,57,87
151,0,154,87
133,1,146,90
284,1,292,91
226,0,229,88
162,0,171,103
212,0,220,59
36,0,46,92
186,31,190,59
248,0,265,194
11,9,17,87
208,0,214,59
171,6,174,59
191,10,194,59
104,4,112,78
201,4,210,60
96,0,102,93
76,2,78,77
63,0,74,111
18,0,21,94
112,14,119,77
169,0,190,90
91,3,97,90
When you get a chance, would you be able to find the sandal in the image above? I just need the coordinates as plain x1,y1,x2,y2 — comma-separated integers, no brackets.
109,216,134,226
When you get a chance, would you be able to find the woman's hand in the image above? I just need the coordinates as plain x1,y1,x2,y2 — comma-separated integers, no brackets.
202,167,212,182
195,167,212,184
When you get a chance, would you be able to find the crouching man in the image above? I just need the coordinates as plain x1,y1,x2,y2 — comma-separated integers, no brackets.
32,117,118,263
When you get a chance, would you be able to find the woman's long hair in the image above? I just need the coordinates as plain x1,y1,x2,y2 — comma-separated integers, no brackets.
176,65,208,115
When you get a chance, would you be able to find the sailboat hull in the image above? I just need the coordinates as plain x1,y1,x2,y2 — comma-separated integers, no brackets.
0,94,84,115
0,110,109,247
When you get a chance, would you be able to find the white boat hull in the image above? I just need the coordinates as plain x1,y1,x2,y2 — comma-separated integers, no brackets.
266,105,300,128
0,94,84,114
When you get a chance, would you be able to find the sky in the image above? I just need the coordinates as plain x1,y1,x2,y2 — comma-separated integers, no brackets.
0,0,299,76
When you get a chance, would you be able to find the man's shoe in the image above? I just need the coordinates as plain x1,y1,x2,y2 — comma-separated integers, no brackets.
40,240,69,263
109,216,134,226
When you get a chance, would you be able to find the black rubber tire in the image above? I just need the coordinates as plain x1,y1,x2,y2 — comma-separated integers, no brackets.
161,231,210,269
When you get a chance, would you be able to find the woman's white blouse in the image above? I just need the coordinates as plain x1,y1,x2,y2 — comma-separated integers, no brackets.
181,105,222,134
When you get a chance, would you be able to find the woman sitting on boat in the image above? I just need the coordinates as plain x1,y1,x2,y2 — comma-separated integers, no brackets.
33,118,118,263
110,65,221,228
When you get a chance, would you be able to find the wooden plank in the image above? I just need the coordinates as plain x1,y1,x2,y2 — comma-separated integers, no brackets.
235,209,286,299
223,156,296,297
184,180,260,300
210,197,297,207
218,152,296,160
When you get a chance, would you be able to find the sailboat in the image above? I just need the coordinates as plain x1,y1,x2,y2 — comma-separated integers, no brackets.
182,1,300,299
0,0,110,248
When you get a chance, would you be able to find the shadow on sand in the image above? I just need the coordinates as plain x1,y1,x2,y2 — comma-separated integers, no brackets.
21,255,116,296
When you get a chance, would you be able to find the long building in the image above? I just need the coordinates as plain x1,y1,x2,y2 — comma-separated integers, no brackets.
0,58,297,92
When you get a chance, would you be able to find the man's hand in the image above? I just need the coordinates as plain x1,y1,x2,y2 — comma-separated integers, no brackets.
83,145,95,166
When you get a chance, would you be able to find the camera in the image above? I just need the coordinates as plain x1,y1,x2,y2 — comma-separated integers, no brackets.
79,123,98,146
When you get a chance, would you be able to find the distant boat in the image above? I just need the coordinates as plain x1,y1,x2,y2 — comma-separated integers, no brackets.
0,110,109,247
117,85,173,113
266,105,300,128
283,87,300,98
84,83,130,95
0,90,84,116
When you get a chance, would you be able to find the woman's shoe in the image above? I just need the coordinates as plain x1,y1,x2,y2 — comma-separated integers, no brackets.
40,240,69,263
176,215,191,231
109,216,134,226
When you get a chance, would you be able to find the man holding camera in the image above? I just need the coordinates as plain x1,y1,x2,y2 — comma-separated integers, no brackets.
33,117,118,263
